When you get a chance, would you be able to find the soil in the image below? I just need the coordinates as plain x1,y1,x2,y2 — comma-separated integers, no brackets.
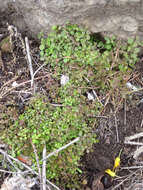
1,12,143,190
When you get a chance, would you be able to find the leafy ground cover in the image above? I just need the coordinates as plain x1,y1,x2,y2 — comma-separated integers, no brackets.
0,23,143,190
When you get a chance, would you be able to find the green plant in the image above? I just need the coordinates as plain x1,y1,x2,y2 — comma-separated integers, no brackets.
1,24,142,189
39,24,98,71
1,95,97,188
39,24,140,95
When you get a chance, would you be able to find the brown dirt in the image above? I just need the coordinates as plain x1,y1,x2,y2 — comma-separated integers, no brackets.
81,105,143,190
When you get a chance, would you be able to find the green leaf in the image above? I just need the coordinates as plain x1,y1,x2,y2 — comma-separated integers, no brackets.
52,25,58,31
38,31,44,39
39,44,45,50
128,38,134,44
134,48,140,53
105,44,112,50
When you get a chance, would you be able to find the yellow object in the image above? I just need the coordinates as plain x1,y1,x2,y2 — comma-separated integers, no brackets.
105,169,116,177
113,149,122,171
113,156,120,170
104,150,122,178
82,179,88,185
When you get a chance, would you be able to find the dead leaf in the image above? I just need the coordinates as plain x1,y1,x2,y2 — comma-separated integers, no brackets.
0,36,12,53
17,155,32,166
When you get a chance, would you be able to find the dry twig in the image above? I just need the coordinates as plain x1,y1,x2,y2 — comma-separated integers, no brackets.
124,98,127,126
25,37,34,88
0,169,19,174
111,43,120,69
0,148,61,190
124,132,143,159
6,156,20,172
92,89,103,106
31,141,42,189
112,169,139,190
121,166,143,170
42,137,79,162
0,76,18,91
133,146,143,160
114,114,119,143
42,143,48,190
0,74,50,99
124,141,143,146
33,63,46,79
125,132,143,142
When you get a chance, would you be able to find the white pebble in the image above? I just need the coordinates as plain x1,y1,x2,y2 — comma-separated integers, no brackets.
87,92,95,101
60,75,69,86
126,82,138,91
12,81,18,87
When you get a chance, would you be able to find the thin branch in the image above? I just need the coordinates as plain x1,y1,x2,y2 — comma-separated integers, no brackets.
0,50,4,71
127,87,143,94
25,37,34,88
121,166,143,170
42,143,49,190
6,156,20,172
14,90,32,94
31,141,42,189
31,63,46,93
33,63,46,79
92,89,103,106
42,137,80,162
133,146,143,160
112,169,139,190
0,74,50,99
46,179,61,190
124,98,126,126
83,76,103,106
0,169,21,174
86,115,108,119
141,119,143,128
125,132,143,141
111,44,119,69
124,141,143,146
50,103,65,107
114,114,119,143
0,76,18,91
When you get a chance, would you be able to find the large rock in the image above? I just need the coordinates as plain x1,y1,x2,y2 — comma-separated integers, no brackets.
0,0,143,39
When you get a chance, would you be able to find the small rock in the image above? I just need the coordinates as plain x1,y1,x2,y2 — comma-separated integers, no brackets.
126,82,138,91
60,75,69,86
87,91,96,101
12,81,18,87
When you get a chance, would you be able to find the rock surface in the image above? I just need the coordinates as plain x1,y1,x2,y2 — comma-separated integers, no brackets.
0,0,143,38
